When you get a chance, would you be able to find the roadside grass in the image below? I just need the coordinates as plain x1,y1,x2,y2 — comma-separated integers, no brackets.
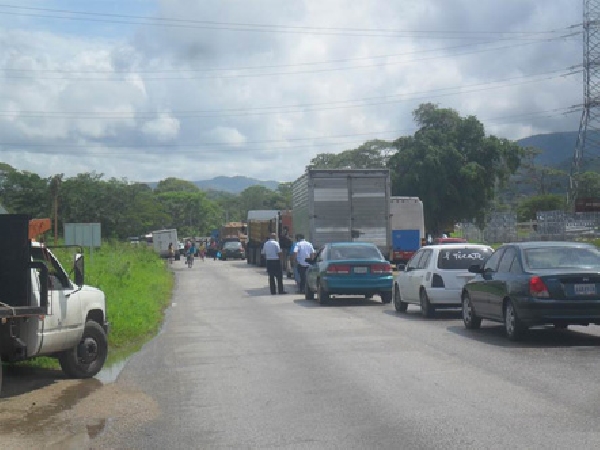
24,242,173,369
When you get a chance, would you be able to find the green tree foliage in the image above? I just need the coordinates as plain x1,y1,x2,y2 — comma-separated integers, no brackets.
308,139,391,169
576,171,600,198
154,177,201,194
0,169,51,217
516,194,565,221
388,103,523,233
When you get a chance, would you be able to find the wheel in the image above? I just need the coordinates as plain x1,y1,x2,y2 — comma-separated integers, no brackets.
58,321,108,379
394,284,408,313
381,291,392,304
505,300,526,341
462,293,481,329
317,280,329,305
305,280,315,300
420,289,434,318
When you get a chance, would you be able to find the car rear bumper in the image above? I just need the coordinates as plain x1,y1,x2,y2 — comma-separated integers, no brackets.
427,287,462,305
322,276,393,294
516,298,600,325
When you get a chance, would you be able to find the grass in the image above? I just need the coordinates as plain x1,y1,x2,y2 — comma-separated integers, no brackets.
23,242,173,369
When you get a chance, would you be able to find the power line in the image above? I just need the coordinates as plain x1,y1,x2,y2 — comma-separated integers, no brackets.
0,4,578,39
0,34,579,81
0,107,581,154
0,68,579,120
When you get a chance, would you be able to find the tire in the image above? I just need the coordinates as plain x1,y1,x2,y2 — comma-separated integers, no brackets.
394,284,408,313
462,293,481,329
305,280,315,300
505,300,526,341
58,321,108,379
317,280,329,305
381,291,392,304
420,289,435,318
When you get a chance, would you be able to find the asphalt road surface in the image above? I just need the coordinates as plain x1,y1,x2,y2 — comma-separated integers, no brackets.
91,258,600,449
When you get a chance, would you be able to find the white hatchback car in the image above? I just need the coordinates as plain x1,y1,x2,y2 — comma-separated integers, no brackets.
393,243,494,317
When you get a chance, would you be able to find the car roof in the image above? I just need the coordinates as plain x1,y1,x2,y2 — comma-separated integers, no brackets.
422,243,493,250
329,242,378,247
499,241,595,249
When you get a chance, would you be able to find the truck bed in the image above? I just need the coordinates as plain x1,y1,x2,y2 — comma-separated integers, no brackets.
0,305,46,318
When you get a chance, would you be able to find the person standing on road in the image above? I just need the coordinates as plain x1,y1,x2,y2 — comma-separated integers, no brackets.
293,234,315,294
261,233,287,295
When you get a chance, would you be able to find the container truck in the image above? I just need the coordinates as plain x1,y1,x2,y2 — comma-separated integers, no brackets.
245,210,292,267
389,196,425,265
292,169,391,256
0,214,109,395
152,229,178,259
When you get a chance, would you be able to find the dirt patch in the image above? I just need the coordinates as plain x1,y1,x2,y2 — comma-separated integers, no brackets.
0,379,159,450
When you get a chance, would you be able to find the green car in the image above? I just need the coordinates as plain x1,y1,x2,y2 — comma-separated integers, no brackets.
220,241,245,261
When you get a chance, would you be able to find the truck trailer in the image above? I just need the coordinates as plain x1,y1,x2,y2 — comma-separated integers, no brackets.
292,169,391,256
389,196,425,265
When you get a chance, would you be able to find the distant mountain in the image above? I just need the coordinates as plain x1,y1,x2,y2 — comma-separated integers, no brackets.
145,176,280,193
193,176,280,193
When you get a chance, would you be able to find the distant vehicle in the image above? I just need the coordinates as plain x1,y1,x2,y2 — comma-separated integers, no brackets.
304,242,393,305
389,197,425,265
393,244,494,317
433,237,467,245
220,241,245,260
462,241,600,341
152,229,178,259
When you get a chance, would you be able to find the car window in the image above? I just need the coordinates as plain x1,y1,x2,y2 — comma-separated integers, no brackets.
417,249,432,269
407,250,424,270
224,242,241,249
523,246,600,270
509,254,522,274
497,247,516,273
437,247,493,270
329,245,383,260
483,248,504,273
31,247,71,289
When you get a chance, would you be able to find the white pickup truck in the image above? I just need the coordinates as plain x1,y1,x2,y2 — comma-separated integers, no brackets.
0,215,109,394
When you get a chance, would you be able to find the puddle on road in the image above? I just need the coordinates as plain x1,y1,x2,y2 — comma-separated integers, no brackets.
94,357,130,384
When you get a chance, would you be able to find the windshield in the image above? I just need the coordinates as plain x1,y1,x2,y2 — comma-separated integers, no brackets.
223,242,242,250
523,246,600,270
437,247,493,270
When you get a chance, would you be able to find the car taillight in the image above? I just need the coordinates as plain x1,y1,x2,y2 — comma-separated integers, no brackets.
431,273,445,288
327,264,351,274
529,276,550,298
372,263,392,274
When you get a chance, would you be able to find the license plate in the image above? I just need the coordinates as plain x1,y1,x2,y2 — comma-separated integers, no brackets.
574,284,596,296
354,267,368,274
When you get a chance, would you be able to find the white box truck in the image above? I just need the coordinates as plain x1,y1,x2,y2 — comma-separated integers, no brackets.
389,196,425,265
152,229,178,259
292,169,391,256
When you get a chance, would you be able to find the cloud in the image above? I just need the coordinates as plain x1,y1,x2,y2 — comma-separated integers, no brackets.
0,1,584,183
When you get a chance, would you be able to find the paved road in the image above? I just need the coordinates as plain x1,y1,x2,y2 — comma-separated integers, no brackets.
93,258,600,449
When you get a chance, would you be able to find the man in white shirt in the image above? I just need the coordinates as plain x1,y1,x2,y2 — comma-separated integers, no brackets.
293,234,315,294
261,233,286,295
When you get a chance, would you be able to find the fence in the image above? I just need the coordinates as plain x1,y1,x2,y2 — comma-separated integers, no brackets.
456,211,600,244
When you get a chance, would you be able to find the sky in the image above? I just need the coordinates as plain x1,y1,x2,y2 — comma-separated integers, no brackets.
0,1,584,184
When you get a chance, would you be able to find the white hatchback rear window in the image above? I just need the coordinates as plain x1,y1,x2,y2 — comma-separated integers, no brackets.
437,248,493,270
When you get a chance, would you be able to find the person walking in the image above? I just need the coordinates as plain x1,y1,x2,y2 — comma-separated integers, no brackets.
261,233,287,295
290,234,301,293
293,234,315,294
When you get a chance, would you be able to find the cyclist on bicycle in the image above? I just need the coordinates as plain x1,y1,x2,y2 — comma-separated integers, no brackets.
187,241,197,266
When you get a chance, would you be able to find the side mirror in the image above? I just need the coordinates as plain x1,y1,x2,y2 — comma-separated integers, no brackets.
468,264,483,274
396,263,406,272
74,253,85,286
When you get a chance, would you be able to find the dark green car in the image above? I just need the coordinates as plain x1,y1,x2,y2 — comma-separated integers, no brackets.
461,241,600,341
220,241,245,261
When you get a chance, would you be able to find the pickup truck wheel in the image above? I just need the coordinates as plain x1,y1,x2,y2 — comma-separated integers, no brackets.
58,321,108,379
394,284,408,313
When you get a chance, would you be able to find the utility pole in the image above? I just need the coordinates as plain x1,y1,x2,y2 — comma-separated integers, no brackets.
570,0,600,208
49,174,62,245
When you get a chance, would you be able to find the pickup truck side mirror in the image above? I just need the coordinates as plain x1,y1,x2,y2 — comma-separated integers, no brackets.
74,253,85,286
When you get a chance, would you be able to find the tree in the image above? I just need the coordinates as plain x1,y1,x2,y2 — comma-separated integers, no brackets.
517,194,565,222
308,139,391,170
154,177,201,194
576,171,600,198
0,169,50,217
388,103,523,234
